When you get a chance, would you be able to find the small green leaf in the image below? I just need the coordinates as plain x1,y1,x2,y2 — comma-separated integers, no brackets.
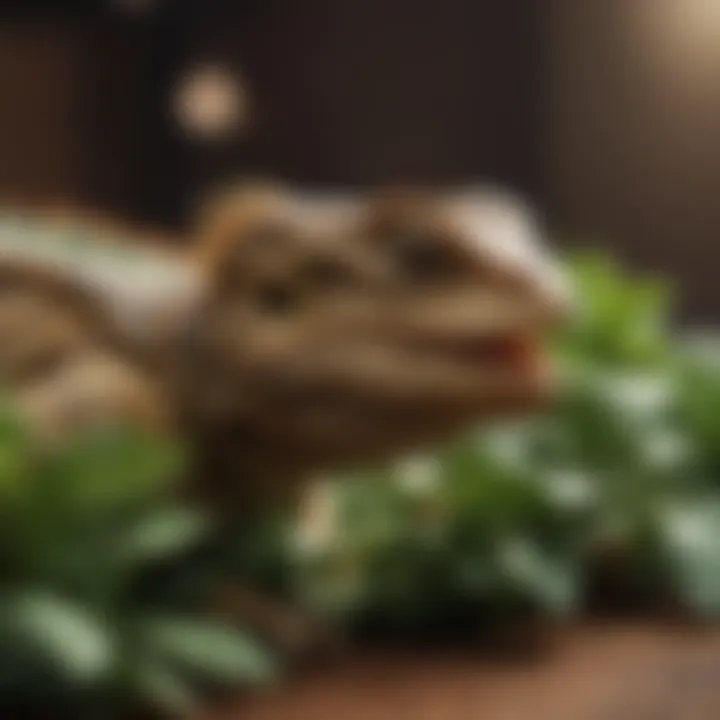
660,499,720,617
496,537,579,616
133,658,198,718
119,508,209,565
3,591,115,685
144,617,277,686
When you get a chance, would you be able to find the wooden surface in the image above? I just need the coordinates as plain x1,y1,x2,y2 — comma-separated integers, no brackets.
209,623,720,719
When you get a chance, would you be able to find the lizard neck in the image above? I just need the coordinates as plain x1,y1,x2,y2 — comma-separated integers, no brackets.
182,416,317,517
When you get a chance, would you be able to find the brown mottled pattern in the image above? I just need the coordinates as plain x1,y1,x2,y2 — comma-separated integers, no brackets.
0,185,568,653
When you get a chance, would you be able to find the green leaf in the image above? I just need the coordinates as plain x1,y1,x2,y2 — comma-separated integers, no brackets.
0,403,32,502
560,253,671,367
496,537,580,616
143,617,277,686
132,658,198,718
45,427,185,514
659,499,720,618
119,507,209,566
2,591,115,685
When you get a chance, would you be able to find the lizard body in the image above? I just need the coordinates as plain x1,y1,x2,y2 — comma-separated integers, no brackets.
0,184,569,506
0,184,569,655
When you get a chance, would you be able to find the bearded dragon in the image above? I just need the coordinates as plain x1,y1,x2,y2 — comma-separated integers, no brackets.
0,182,569,652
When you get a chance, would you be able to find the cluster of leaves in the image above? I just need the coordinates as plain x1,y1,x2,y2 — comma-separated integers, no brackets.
286,254,720,640
0,416,275,719
4,247,720,715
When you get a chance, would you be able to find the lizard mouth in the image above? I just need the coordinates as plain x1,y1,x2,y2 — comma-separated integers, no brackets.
401,327,551,390
411,333,542,374
253,329,552,418
266,332,553,465
243,329,555,468
375,288,561,401
401,331,553,420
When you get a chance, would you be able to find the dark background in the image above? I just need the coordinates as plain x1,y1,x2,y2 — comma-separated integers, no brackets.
1,0,719,320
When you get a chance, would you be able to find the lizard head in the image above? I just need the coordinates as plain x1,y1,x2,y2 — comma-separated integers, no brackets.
191,182,570,476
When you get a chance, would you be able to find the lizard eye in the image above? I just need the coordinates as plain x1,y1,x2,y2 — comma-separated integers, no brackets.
389,229,458,281
246,222,290,245
302,255,355,290
235,222,292,253
217,223,294,289
13,345,73,387
255,282,298,316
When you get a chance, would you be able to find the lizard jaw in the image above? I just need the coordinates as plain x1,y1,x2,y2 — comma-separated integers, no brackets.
230,285,564,459
242,329,554,466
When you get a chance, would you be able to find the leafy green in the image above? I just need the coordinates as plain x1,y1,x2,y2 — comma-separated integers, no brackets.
0,415,274,716
142,617,276,686
4,245,720,715
281,252,720,637
2,591,115,685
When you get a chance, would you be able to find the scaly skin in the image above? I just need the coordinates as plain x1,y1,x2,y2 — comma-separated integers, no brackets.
183,182,568,508
0,261,170,444
0,184,568,495
0,184,569,655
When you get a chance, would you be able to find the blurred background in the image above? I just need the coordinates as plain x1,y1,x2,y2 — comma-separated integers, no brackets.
5,0,720,320
6,3,720,718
